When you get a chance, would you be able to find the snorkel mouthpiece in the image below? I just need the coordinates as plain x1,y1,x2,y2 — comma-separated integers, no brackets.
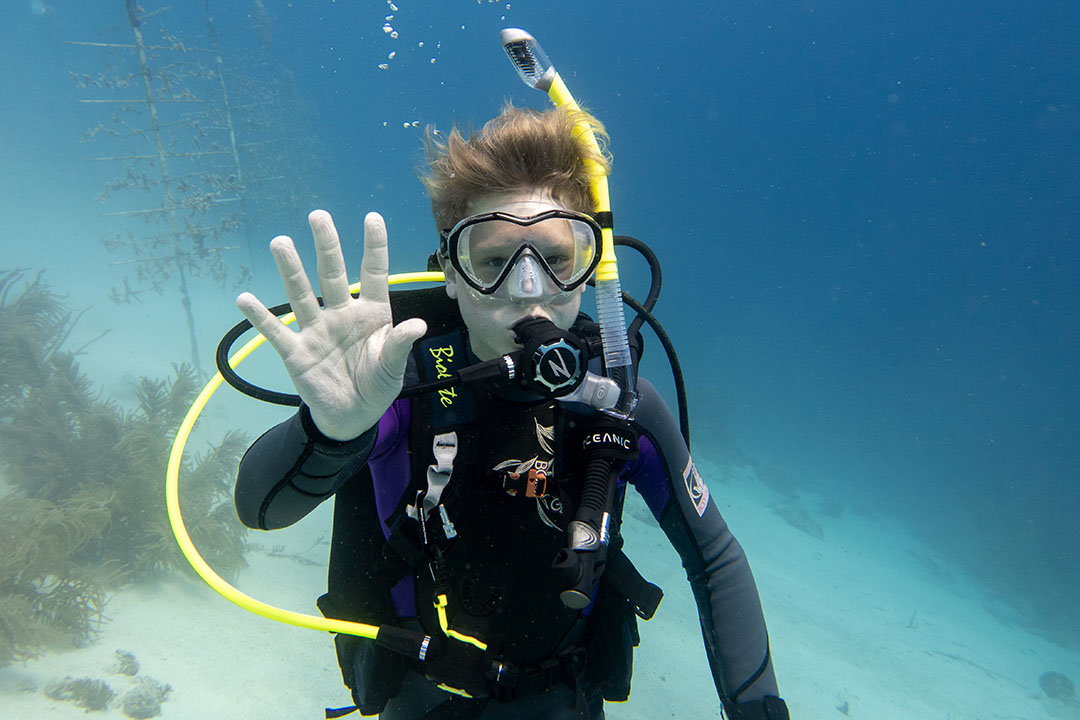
500,28,556,91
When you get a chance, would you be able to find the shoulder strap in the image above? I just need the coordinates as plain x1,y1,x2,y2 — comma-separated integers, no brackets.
381,290,480,574
388,286,460,332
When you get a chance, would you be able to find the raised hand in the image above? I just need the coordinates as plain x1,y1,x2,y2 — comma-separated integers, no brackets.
236,210,427,440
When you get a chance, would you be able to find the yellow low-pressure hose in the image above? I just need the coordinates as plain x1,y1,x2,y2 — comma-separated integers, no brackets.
166,272,442,638
171,27,628,645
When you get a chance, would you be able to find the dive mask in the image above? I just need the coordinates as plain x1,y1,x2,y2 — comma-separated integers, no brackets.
439,209,602,296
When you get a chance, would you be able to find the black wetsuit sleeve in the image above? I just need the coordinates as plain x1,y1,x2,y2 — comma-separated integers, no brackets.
630,379,781,710
234,404,377,531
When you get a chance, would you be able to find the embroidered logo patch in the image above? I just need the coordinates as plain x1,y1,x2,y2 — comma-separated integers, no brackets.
497,457,550,498
427,345,457,408
682,457,709,517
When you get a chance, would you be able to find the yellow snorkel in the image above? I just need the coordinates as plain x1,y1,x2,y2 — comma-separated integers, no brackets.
501,28,638,417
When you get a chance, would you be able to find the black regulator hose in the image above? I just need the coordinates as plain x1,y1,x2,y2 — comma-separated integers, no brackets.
613,235,661,340
620,291,690,450
216,299,302,407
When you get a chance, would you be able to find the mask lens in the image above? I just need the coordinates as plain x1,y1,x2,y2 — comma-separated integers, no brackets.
454,212,598,292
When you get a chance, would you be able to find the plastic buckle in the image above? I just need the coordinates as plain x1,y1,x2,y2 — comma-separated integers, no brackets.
490,659,520,702
428,554,449,587
538,657,559,691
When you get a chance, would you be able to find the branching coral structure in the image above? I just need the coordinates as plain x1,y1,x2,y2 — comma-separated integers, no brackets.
0,270,248,666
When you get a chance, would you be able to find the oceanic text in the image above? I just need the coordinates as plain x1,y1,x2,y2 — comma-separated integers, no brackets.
583,432,632,450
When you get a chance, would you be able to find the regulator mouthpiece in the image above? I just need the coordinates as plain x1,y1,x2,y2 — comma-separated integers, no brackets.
500,28,555,91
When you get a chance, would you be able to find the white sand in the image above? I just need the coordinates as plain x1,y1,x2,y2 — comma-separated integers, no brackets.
619,459,1080,719
2,458,1078,719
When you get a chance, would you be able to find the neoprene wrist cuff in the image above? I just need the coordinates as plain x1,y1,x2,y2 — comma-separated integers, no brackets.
723,696,790,720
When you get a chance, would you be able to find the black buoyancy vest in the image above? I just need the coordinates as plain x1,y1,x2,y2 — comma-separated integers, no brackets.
396,288,583,664
320,288,661,709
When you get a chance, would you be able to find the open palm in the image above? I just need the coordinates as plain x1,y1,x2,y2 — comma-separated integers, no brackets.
236,210,426,441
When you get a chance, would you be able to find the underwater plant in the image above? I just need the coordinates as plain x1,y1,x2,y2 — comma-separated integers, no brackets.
0,270,248,666
0,270,77,417
44,676,116,711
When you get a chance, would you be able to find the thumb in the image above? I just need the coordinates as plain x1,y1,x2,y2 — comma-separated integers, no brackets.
381,317,428,377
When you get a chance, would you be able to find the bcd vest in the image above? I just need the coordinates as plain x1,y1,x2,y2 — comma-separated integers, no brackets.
319,288,661,716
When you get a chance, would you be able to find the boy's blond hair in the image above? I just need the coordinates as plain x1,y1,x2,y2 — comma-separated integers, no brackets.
422,104,611,231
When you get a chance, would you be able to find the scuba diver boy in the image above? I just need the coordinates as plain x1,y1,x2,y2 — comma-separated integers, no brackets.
233,105,789,720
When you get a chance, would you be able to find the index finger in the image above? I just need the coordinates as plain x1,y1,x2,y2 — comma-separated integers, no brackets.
236,291,297,358
358,211,391,305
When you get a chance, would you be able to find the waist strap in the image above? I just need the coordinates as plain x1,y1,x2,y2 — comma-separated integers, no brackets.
491,644,589,703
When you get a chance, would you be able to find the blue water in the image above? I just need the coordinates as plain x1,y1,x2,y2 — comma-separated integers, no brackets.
1,0,1078,711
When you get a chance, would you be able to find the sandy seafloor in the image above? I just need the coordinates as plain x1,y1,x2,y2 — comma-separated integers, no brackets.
1,453,1078,720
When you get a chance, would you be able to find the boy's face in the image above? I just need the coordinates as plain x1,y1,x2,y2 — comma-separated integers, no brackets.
443,189,587,361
